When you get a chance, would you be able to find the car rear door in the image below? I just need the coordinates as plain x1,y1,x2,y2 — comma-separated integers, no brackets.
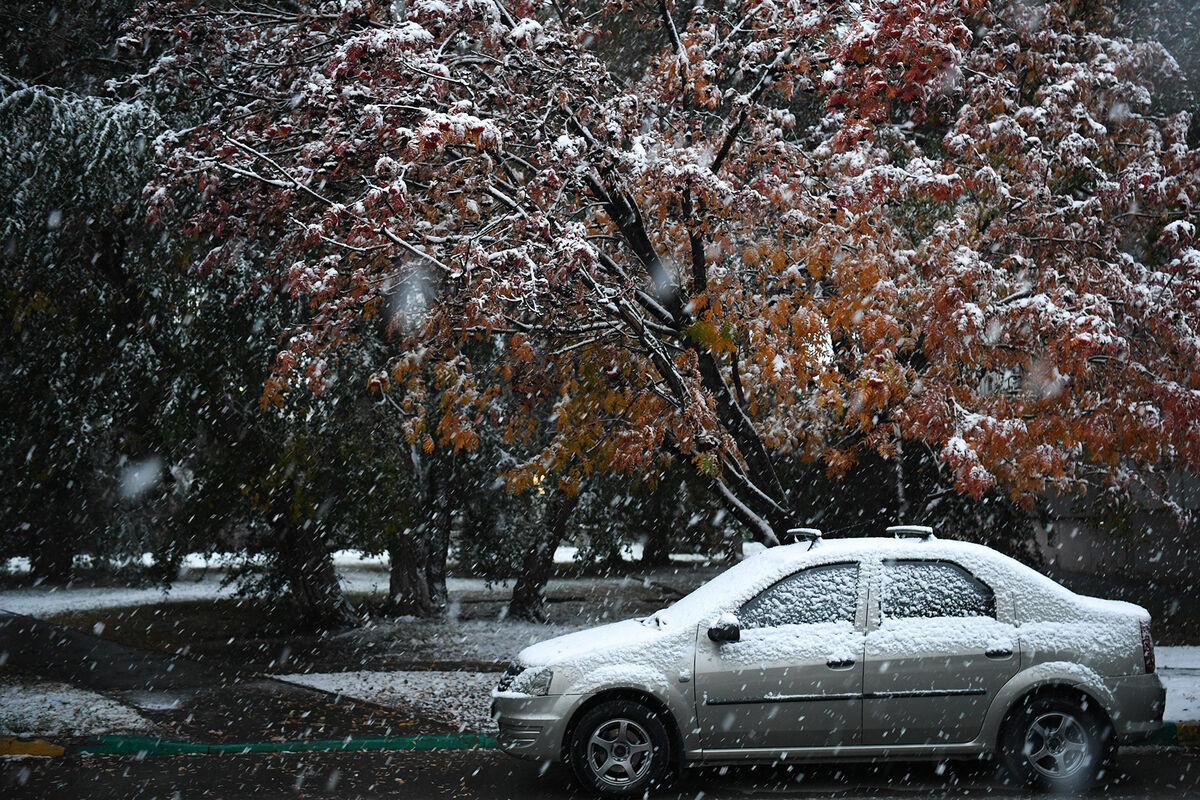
693,562,866,751
863,559,1019,745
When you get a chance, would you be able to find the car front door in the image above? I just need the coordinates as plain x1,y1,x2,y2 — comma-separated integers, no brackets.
694,562,866,752
863,559,1020,745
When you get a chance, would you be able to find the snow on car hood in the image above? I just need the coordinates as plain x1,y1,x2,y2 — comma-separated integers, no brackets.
516,617,696,696
516,618,661,667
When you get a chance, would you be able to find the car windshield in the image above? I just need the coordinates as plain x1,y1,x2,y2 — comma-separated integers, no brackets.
642,553,781,628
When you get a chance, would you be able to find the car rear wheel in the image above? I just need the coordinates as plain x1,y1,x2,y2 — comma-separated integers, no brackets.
568,700,672,798
1000,693,1114,793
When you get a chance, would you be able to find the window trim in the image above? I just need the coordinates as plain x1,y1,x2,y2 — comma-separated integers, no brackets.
738,561,862,630
878,558,997,621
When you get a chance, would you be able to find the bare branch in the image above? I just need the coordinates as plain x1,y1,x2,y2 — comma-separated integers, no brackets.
711,43,796,174
659,0,686,60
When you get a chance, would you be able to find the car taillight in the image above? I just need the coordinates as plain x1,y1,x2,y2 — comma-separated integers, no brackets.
1141,620,1156,673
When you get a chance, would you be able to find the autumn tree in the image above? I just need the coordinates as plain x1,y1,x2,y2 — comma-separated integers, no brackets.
132,0,1200,548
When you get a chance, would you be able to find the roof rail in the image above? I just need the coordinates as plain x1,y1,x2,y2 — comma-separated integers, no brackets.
887,525,935,541
784,527,823,550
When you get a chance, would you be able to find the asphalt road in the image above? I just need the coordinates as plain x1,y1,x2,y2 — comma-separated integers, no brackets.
0,612,234,691
4,746,1200,799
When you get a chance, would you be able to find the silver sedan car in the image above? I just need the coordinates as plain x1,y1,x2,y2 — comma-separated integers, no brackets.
491,531,1165,797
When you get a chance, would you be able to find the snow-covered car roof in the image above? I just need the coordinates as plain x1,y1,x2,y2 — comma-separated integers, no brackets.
653,536,1140,629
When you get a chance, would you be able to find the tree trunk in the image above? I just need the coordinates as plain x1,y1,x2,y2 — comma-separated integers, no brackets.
388,533,437,616
31,540,74,584
509,489,579,622
640,523,671,568
640,481,672,568
387,445,454,617
423,451,453,612
603,541,627,574
424,525,450,611
276,521,360,631
895,436,909,520
723,527,745,562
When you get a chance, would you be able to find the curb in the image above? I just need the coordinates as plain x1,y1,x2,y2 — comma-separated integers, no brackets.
0,737,66,756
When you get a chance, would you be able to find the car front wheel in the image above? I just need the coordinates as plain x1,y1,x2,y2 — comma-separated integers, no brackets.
999,693,1114,793
568,699,672,798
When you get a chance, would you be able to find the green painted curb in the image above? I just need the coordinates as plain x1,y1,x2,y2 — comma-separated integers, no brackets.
1147,722,1200,747
70,733,498,756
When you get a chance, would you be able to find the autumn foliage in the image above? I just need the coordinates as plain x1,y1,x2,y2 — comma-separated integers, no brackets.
131,0,1200,541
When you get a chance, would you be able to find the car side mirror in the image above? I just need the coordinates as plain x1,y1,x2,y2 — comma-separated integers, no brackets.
707,613,741,643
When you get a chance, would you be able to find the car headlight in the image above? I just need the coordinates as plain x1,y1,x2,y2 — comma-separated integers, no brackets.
508,666,554,696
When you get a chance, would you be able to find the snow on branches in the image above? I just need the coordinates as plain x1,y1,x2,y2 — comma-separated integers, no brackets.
135,0,1200,538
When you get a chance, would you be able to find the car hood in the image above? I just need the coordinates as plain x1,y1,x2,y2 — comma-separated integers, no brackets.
516,618,664,667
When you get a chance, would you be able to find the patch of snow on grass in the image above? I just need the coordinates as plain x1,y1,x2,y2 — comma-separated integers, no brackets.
1159,646,1200,670
1162,671,1200,723
0,679,153,736
0,578,240,618
335,616,586,664
0,569,392,618
278,670,497,734
1160,647,1200,722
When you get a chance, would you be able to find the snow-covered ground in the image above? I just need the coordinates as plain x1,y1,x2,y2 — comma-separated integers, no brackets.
1160,646,1200,723
0,678,153,737
0,577,238,619
278,670,498,735
333,617,587,665
0,545,746,618
3,544,753,581
0,572,398,619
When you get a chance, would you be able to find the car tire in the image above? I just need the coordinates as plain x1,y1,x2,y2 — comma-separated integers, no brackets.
567,699,673,798
999,693,1115,793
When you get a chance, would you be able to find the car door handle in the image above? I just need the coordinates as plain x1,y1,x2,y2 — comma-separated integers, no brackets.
826,659,856,670
985,647,1013,659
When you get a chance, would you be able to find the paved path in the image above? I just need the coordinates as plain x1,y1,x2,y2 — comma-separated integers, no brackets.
0,612,232,691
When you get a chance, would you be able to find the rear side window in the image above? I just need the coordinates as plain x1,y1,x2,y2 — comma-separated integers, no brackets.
741,563,859,628
881,560,995,619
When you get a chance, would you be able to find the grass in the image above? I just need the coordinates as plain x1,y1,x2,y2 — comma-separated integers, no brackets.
42,575,683,658
47,597,317,654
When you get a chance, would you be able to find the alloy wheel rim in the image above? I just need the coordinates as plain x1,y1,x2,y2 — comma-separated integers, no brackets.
586,717,654,787
1023,711,1090,778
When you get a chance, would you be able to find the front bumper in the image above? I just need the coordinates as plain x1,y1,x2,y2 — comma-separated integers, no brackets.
1107,672,1166,743
491,692,578,762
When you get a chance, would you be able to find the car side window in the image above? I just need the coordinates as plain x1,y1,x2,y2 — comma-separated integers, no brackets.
740,563,859,629
881,560,995,619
